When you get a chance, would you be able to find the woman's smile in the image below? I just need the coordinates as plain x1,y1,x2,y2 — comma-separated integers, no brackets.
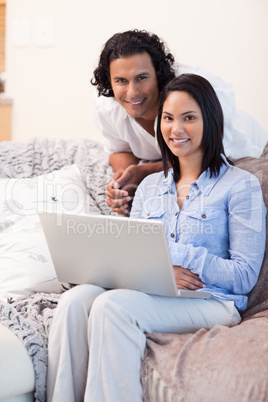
170,138,190,144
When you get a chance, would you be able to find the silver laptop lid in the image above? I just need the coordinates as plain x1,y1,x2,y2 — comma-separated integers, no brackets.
39,212,179,297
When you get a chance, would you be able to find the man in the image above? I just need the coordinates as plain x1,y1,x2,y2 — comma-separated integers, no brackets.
91,30,267,215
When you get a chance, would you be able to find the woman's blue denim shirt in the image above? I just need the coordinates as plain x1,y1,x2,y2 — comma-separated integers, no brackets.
130,156,266,311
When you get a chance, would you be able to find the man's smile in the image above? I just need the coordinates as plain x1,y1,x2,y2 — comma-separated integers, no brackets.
125,98,147,106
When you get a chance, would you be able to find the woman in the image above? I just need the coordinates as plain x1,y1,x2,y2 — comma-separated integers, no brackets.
47,74,266,402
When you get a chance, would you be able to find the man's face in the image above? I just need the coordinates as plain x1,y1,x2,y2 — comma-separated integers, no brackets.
109,52,159,121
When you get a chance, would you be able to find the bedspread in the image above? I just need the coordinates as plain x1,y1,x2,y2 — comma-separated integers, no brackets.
0,137,115,401
1,138,268,402
0,137,114,215
0,293,60,401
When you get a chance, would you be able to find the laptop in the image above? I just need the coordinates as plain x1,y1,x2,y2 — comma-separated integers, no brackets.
38,212,211,299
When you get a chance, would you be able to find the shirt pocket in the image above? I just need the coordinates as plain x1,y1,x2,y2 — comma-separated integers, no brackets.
179,207,227,247
140,207,166,220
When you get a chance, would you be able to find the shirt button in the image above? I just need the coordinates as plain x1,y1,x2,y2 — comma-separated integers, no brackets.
170,233,175,238
175,212,178,216
186,195,189,199
202,214,206,219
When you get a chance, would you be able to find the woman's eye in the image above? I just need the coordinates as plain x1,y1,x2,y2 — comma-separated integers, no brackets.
185,115,195,121
163,116,172,121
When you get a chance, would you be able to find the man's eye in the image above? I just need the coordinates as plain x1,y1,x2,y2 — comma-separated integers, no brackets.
138,76,146,81
116,79,127,83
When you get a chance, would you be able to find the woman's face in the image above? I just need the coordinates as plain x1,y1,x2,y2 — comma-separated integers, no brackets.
161,91,204,163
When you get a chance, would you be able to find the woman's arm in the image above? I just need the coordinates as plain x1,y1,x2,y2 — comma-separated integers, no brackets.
169,176,266,295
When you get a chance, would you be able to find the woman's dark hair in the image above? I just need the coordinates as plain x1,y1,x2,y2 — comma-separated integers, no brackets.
91,29,175,97
157,73,233,181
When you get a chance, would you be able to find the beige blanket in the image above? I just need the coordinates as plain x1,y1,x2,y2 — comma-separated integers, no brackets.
141,156,268,402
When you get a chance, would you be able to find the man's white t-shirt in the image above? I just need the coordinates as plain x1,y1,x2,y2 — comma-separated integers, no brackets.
92,63,268,160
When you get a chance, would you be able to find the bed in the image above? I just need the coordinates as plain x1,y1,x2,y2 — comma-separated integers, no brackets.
1,137,268,402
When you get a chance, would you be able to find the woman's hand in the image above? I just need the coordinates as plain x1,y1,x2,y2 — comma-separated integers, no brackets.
173,265,205,290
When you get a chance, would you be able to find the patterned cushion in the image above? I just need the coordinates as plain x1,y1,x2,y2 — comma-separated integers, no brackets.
233,157,268,316
0,164,99,302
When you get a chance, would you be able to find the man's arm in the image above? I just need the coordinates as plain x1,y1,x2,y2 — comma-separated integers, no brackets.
109,152,140,172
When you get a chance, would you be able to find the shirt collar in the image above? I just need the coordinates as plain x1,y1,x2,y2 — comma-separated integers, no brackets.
161,154,231,196
161,170,176,195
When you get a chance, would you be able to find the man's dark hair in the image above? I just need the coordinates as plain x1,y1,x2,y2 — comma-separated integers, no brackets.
157,73,233,182
91,29,175,97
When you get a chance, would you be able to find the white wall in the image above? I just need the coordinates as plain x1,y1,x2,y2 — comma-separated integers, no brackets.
5,0,268,143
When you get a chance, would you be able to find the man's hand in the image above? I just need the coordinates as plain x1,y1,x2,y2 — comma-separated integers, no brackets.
105,164,146,215
173,266,205,290
105,169,133,215
105,152,163,215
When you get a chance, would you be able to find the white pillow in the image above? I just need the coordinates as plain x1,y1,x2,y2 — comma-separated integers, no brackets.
0,164,100,303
